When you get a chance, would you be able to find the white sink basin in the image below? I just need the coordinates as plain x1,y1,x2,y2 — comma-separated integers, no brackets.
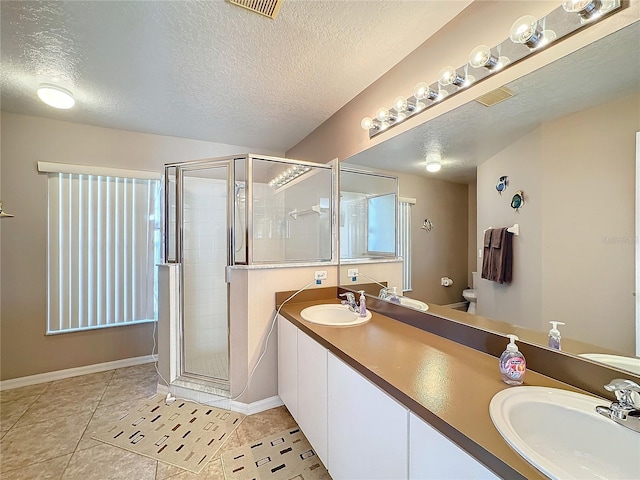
579,353,640,376
397,296,429,311
300,304,372,326
490,386,640,479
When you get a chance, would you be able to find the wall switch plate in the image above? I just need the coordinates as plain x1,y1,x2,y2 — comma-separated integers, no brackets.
478,249,482,258
347,268,359,281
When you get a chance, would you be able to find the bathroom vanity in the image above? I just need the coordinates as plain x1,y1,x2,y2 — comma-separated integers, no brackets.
276,293,600,479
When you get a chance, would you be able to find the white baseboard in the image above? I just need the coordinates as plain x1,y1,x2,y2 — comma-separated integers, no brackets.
0,355,157,391
159,383,284,416
443,301,468,310
232,395,284,415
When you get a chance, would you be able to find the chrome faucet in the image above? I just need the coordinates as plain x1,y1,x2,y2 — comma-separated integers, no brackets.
339,292,358,312
378,287,391,300
596,378,640,433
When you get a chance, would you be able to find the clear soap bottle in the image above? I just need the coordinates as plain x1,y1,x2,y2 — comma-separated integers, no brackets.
499,335,526,385
357,290,367,317
547,321,565,350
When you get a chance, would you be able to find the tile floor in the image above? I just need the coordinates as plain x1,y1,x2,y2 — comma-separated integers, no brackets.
0,363,298,479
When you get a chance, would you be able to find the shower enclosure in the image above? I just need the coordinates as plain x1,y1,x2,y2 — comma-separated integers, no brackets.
164,155,335,393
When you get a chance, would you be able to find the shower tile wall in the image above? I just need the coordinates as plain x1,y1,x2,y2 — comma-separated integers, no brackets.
182,177,228,380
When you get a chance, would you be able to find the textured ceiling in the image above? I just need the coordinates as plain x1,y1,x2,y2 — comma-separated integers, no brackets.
0,0,472,152
345,21,640,184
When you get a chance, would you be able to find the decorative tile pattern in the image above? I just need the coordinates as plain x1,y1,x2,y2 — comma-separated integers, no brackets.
92,394,244,473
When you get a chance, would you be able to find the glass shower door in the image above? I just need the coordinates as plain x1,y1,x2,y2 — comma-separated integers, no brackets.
180,164,231,384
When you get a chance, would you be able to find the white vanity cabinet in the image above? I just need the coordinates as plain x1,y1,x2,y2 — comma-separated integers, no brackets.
297,330,329,465
327,352,409,480
277,315,502,480
277,315,329,465
277,314,299,421
409,412,499,479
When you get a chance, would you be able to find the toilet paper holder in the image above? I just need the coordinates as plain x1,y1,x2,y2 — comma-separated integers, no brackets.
441,277,454,287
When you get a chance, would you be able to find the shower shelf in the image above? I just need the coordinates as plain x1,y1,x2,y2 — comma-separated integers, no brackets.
288,204,327,219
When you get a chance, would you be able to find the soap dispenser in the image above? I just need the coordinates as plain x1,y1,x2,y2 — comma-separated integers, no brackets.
548,321,565,350
499,335,526,385
357,290,367,317
389,287,401,304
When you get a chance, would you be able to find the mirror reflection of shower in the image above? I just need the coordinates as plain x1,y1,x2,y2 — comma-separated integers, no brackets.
234,182,246,253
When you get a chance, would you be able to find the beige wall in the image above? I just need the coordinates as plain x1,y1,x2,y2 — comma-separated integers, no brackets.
477,127,543,331
286,1,639,164
396,173,469,305
467,182,478,288
540,93,638,354
0,112,282,381
229,265,340,403
477,93,639,354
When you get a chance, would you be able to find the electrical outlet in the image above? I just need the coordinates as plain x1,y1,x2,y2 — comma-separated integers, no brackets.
314,270,327,281
347,268,359,280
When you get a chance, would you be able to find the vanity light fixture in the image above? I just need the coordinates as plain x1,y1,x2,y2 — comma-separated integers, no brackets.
359,0,622,139
426,161,442,173
414,82,439,102
438,66,469,88
562,0,604,19
268,164,311,189
37,84,75,109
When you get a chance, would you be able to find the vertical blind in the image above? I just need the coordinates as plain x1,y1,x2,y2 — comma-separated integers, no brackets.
47,172,161,333
398,199,413,292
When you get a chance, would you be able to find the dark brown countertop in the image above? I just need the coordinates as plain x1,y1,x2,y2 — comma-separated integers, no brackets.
280,298,597,480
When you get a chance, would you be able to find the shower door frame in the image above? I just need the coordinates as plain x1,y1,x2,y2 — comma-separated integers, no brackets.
166,156,238,389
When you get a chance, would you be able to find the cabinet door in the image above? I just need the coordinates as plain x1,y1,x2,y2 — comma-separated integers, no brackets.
409,412,499,479
277,315,298,421
297,330,328,466
328,353,408,480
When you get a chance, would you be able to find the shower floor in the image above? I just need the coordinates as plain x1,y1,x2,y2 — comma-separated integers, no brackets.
184,350,229,381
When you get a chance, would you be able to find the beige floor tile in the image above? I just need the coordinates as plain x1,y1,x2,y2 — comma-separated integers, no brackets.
62,442,156,480
15,382,107,428
0,453,71,480
75,398,142,452
0,383,51,404
48,370,115,392
158,458,225,480
235,406,297,445
0,395,40,432
98,378,158,408
112,363,158,381
0,412,91,473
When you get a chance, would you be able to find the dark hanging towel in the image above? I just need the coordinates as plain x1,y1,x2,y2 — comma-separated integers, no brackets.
481,227,513,284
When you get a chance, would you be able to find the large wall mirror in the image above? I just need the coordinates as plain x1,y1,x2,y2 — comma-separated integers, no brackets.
338,21,640,376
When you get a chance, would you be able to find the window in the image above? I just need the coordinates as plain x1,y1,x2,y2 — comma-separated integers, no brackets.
367,193,396,255
41,163,161,334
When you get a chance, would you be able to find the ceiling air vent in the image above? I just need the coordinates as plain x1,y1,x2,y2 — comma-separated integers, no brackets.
475,86,515,107
228,0,283,19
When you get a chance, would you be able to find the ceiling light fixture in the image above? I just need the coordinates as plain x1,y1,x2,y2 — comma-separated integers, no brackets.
37,84,75,109
426,162,442,173
359,0,621,139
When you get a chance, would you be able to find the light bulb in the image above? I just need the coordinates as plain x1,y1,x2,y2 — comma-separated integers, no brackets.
393,96,408,112
510,15,543,48
426,162,442,173
361,117,374,130
376,108,390,122
469,45,499,69
562,0,602,18
413,82,429,99
37,84,75,109
438,66,466,87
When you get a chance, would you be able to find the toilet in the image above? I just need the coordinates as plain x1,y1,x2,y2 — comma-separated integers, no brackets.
462,272,478,314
